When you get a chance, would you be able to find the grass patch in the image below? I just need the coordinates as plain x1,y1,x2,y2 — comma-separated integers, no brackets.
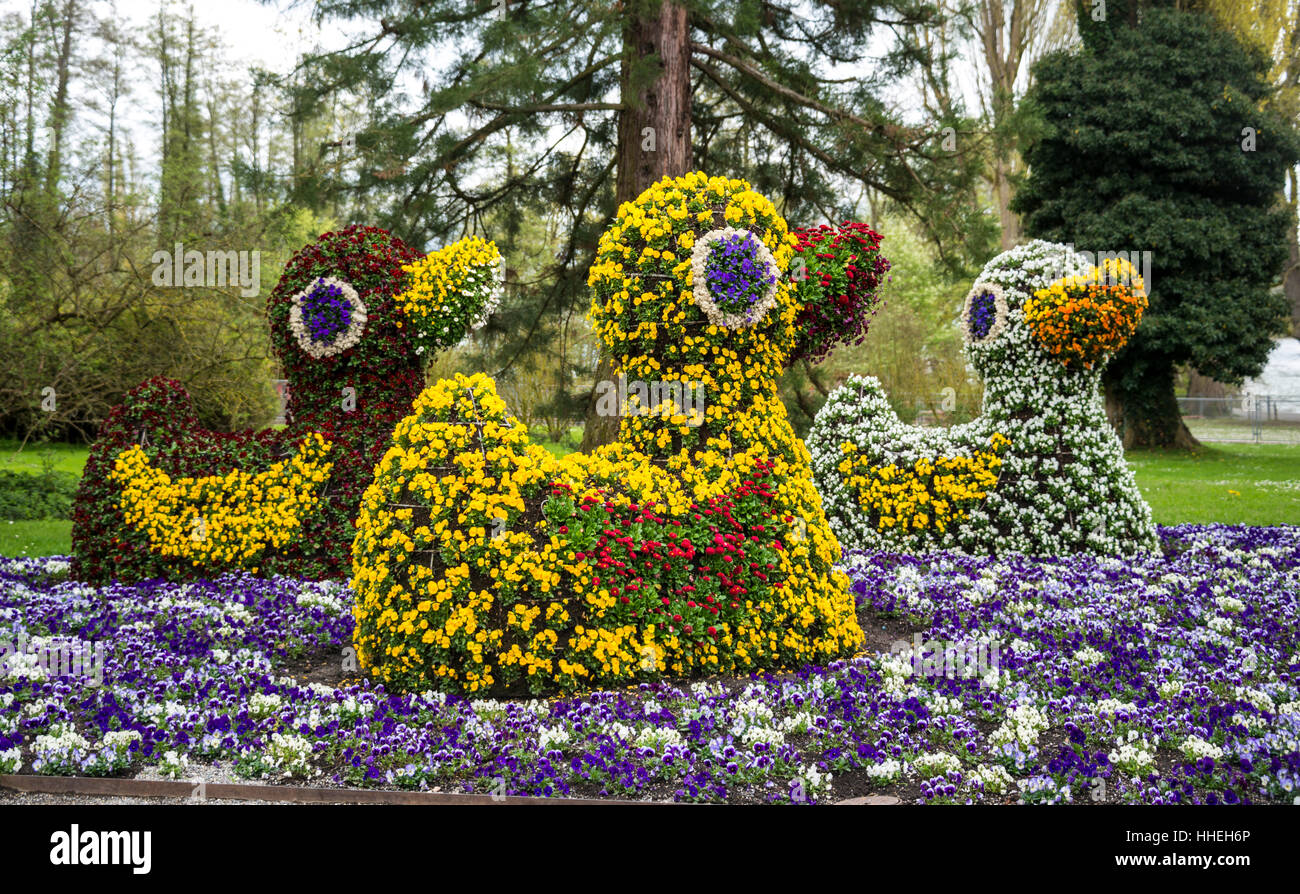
0,519,72,557
0,438,90,477
1126,442,1300,526
536,439,577,459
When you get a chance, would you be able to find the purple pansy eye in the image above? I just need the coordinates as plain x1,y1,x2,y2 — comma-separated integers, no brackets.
289,277,368,359
690,226,781,329
703,232,777,316
301,280,353,344
962,282,1008,346
967,291,997,340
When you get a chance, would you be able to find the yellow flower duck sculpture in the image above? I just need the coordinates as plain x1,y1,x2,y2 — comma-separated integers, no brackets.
350,172,889,695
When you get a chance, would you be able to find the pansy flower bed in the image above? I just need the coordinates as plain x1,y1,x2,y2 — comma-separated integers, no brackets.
2,525,1297,804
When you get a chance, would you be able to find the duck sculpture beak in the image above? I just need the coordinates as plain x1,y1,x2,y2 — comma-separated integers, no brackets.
1022,257,1149,370
394,235,504,356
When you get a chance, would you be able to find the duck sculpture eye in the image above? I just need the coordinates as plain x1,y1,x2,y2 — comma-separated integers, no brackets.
962,281,1008,346
288,276,368,359
690,226,781,329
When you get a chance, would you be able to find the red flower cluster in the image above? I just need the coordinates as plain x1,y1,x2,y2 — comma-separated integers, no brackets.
547,460,789,651
788,222,890,365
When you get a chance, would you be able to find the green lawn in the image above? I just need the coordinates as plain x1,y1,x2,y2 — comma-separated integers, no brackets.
1126,442,1300,526
0,437,89,476
0,519,73,557
0,438,1294,559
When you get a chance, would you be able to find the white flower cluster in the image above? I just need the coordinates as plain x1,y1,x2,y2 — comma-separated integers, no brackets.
222,602,254,624
689,226,780,329
0,746,20,773
877,651,921,697
913,751,963,776
795,763,833,798
865,759,904,782
156,750,189,780
469,699,511,721
248,692,283,720
633,726,686,752
334,694,373,722
465,256,504,336
1235,687,1276,714
1009,637,1035,656
538,725,571,751
1,650,47,682
1094,698,1139,716
970,764,1014,794
925,694,964,715
808,240,1158,557
31,723,90,774
1215,595,1246,614
730,698,788,748
264,732,316,778
990,704,1051,748
1108,731,1157,776
1180,736,1224,761
1074,645,1106,667
1206,615,1234,634
288,276,367,359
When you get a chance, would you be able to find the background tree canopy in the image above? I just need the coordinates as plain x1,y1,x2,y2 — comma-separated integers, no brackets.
1014,3,1300,447
0,0,1296,454
284,0,996,445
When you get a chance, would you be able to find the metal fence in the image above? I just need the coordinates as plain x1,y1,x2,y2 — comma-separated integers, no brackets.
1177,396,1300,445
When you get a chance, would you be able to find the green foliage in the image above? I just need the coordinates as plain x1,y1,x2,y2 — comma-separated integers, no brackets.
288,0,992,420
779,217,983,435
1014,8,1300,444
0,469,79,520
0,4,333,442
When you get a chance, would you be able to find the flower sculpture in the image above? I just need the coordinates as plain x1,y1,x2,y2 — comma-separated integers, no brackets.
71,226,501,583
807,240,1158,556
788,221,890,365
351,172,887,695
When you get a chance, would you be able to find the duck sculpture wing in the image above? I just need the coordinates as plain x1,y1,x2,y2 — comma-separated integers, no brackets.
810,374,1008,553
809,240,1158,557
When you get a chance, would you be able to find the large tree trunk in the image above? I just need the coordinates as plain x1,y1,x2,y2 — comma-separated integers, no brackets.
1104,357,1201,451
993,157,1021,249
581,0,692,453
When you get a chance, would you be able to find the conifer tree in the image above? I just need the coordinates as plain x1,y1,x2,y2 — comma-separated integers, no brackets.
288,0,988,445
